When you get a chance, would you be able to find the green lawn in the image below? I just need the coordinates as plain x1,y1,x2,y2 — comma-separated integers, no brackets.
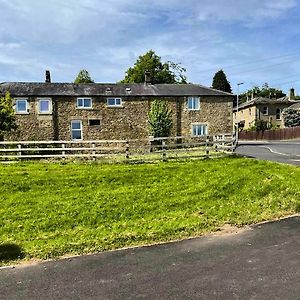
1,157,300,265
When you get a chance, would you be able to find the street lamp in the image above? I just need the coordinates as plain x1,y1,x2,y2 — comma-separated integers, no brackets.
236,82,244,145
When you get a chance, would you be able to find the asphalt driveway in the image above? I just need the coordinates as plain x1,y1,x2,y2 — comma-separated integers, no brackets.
1,216,300,300
236,140,300,165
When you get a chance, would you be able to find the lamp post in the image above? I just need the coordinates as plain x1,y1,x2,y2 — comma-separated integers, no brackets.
236,82,244,145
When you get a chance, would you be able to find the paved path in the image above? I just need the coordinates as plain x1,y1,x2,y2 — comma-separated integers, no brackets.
236,140,300,165
1,216,300,299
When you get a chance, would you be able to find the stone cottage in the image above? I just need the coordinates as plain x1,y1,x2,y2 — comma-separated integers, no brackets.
0,80,234,141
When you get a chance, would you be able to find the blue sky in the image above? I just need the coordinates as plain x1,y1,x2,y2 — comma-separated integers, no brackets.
1,0,300,94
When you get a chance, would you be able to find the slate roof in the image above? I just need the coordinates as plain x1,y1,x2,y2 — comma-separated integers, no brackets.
0,82,233,97
234,96,297,111
288,102,300,110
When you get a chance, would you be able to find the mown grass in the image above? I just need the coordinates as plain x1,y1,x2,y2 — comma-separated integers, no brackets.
1,157,300,265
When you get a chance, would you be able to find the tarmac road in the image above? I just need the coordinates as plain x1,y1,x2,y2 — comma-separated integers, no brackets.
236,140,300,166
1,216,300,300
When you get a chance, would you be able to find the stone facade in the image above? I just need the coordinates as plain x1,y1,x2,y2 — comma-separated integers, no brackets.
1,83,234,141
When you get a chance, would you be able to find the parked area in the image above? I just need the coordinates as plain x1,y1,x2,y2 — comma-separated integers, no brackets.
1,216,300,300
1,157,299,266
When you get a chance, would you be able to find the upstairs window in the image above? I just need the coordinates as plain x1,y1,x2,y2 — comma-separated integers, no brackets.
77,98,92,109
187,97,200,110
107,98,122,107
192,124,208,136
15,99,28,114
71,120,83,140
38,99,52,114
262,106,268,115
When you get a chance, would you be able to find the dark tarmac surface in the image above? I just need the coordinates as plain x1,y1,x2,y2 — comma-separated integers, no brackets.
1,216,300,300
236,140,300,166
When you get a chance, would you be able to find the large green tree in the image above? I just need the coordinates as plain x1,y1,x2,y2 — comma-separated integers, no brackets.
212,69,232,93
0,91,17,141
74,69,94,84
282,108,300,127
121,50,187,84
239,83,286,103
148,99,172,138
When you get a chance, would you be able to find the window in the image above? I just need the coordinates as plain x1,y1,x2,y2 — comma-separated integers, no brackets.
77,98,92,109
71,120,83,140
276,108,281,120
107,98,122,107
38,99,52,114
187,97,200,110
15,99,28,114
249,108,252,115
89,119,100,126
191,124,208,136
262,106,268,115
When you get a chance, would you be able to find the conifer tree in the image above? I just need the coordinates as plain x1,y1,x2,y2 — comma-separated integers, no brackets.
212,69,232,93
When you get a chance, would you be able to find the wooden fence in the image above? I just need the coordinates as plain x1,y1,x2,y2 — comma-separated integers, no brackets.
0,134,235,162
239,126,300,140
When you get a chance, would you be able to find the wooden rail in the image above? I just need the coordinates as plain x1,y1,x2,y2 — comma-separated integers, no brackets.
0,134,235,162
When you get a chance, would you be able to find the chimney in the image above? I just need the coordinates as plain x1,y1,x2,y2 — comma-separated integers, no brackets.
45,70,51,83
144,71,151,85
289,88,295,100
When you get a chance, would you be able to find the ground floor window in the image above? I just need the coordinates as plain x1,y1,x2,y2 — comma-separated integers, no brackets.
71,120,83,140
276,108,281,120
191,124,208,136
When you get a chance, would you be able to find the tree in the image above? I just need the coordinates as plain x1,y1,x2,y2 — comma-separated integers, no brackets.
74,69,94,84
0,91,17,141
212,69,232,93
121,50,187,84
148,99,172,138
282,107,300,127
239,83,285,103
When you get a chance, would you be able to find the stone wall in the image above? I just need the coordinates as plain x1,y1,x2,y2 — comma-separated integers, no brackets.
5,95,233,141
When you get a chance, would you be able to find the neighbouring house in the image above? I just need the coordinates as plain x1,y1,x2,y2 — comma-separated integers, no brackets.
0,74,234,141
234,89,297,130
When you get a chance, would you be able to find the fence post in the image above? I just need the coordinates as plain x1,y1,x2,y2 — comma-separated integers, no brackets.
18,144,21,158
125,140,130,160
162,140,167,161
92,142,96,161
62,143,66,157
205,136,210,158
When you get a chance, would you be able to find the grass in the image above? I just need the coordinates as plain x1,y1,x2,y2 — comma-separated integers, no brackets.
1,156,300,265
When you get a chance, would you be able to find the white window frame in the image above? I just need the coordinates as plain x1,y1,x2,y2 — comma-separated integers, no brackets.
187,97,200,111
262,106,268,115
77,98,92,109
71,120,83,140
38,98,52,114
15,99,28,114
191,123,208,137
107,98,122,107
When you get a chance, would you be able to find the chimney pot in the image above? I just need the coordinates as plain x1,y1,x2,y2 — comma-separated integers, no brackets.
45,70,51,83
144,71,151,85
289,88,295,100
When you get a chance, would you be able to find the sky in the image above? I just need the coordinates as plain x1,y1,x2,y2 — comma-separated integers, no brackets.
1,0,300,95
